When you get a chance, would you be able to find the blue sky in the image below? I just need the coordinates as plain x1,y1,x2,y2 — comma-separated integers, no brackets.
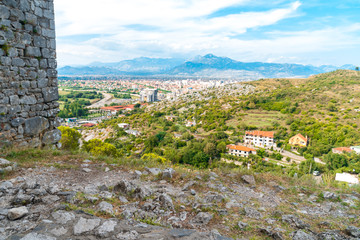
54,0,360,67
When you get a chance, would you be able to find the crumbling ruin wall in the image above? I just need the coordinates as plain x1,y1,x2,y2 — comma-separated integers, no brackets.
0,0,60,148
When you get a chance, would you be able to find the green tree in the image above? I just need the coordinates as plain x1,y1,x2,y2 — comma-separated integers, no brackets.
58,126,81,150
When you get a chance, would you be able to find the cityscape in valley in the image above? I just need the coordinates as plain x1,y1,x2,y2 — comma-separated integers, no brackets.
1,1,360,240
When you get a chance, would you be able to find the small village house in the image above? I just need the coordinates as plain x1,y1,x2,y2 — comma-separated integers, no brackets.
165,115,177,121
226,144,257,158
125,129,142,137
332,147,352,154
289,133,309,147
244,131,275,148
350,146,360,154
118,123,130,130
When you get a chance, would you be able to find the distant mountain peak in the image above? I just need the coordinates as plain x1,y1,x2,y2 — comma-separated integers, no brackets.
58,54,355,79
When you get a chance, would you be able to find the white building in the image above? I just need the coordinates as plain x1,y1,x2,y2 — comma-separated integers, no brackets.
350,146,360,154
244,131,275,148
226,144,257,158
140,89,158,102
118,123,130,129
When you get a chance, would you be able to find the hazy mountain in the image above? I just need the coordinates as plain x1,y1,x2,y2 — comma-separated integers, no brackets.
58,54,357,79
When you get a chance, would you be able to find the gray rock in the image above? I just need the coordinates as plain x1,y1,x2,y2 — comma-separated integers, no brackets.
158,193,174,210
191,189,196,195
204,192,225,203
162,168,175,179
20,233,56,240
0,181,13,190
345,225,360,238
182,181,195,191
50,227,68,237
318,230,348,240
113,180,136,194
42,87,59,102
97,220,117,238
291,230,317,240
7,206,28,220
133,186,152,200
98,201,114,215
42,129,61,144
74,217,101,235
282,215,309,229
82,168,92,173
119,196,129,203
238,221,249,230
0,158,11,166
241,175,256,185
323,191,338,200
191,212,213,225
51,210,75,224
170,229,196,238
134,170,142,178
145,167,162,175
259,227,284,240
244,207,263,219
116,230,139,239
24,117,49,136
209,172,219,178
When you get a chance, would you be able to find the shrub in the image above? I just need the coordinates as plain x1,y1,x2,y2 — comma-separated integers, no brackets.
141,153,169,164
82,139,117,157
58,126,81,150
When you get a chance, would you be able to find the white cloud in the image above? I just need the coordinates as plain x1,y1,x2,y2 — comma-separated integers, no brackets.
53,0,360,66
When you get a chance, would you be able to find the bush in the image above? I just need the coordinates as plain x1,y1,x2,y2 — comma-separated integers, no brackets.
141,153,169,164
58,126,81,150
82,139,117,157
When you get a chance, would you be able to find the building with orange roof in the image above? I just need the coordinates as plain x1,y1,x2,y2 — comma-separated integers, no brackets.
332,147,353,154
226,144,257,158
244,131,276,148
289,133,309,148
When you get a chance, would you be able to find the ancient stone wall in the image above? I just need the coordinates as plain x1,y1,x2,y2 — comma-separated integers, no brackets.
0,0,60,148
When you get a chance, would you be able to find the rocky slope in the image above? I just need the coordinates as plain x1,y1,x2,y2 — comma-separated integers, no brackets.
0,157,359,239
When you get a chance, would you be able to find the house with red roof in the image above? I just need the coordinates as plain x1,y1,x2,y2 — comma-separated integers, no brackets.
226,144,257,158
332,147,353,154
289,133,309,147
244,131,276,147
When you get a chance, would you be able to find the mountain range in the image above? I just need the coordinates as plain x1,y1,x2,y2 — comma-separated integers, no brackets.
58,54,357,79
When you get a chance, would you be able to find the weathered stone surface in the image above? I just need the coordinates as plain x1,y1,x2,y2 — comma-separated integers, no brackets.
97,220,117,238
345,225,360,238
7,206,28,220
191,212,213,225
323,191,338,200
245,207,263,219
291,230,317,240
42,129,61,144
282,215,309,229
98,201,114,215
51,210,75,224
20,233,56,240
0,0,59,148
74,217,101,235
238,221,249,230
241,175,256,185
24,116,49,136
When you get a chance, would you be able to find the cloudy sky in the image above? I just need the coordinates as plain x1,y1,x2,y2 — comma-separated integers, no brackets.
54,0,360,67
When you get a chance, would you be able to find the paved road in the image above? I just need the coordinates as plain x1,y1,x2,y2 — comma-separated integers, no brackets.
87,92,113,109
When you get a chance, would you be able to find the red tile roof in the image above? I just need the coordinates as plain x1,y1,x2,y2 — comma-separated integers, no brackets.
333,147,352,153
82,123,95,127
245,131,274,138
226,145,256,152
292,133,308,142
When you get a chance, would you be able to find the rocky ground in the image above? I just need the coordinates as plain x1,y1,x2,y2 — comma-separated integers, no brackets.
0,157,360,240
